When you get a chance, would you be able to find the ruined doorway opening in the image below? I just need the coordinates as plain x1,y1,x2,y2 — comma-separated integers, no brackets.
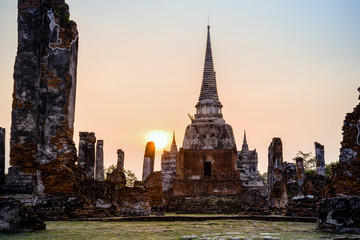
204,161,211,176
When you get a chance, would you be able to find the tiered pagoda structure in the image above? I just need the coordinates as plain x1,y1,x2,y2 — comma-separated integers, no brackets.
162,25,267,212
172,25,242,197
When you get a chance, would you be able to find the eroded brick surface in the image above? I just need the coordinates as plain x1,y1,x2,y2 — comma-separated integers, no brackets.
330,88,360,196
267,138,287,209
0,128,5,186
11,0,78,177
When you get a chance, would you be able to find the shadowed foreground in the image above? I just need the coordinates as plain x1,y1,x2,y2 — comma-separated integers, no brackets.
2,219,360,240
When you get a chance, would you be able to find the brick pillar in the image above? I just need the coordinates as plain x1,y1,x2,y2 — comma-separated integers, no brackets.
95,140,104,181
268,137,287,208
142,142,155,181
315,142,325,176
11,0,78,172
78,132,88,169
117,149,124,171
296,157,306,188
78,132,96,179
86,133,96,179
0,128,5,186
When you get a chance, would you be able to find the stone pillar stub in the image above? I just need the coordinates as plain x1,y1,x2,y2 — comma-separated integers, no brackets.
0,128,5,186
95,140,104,181
142,142,155,181
86,133,96,179
78,132,96,179
315,142,325,176
117,149,124,171
267,137,287,208
78,132,88,169
296,157,306,188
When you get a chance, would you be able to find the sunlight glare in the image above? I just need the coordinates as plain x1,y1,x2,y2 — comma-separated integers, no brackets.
145,130,171,150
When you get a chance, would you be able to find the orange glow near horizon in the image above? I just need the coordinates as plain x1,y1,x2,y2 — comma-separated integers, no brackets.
145,130,171,151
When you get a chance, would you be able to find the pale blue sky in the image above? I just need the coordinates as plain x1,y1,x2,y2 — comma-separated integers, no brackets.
0,0,359,178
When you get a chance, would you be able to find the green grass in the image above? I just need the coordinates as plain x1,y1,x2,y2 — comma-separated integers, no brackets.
1,219,359,240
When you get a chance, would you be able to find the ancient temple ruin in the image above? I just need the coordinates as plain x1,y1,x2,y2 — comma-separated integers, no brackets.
168,25,266,213
1,0,163,222
237,131,267,197
161,132,178,193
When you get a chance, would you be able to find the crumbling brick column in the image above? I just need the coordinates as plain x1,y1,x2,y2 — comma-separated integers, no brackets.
95,140,104,181
117,149,124,171
268,137,287,208
106,149,126,185
78,132,96,179
330,87,360,196
142,142,155,181
315,142,325,176
283,162,300,199
0,128,5,186
296,157,306,188
11,0,78,173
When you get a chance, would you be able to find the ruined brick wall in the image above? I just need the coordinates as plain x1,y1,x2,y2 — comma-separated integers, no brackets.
283,162,299,199
120,187,151,216
172,148,242,196
0,128,5,186
143,171,163,215
9,0,81,198
267,137,287,208
302,174,327,198
330,87,360,196
11,0,78,173
161,150,177,193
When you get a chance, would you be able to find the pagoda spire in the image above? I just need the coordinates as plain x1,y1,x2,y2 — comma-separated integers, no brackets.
199,25,219,101
241,130,249,152
170,131,178,153
194,25,223,122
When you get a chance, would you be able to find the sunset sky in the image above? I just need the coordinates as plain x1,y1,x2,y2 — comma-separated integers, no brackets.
0,0,359,178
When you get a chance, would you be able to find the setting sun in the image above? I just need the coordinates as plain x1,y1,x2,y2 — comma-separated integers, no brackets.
145,130,171,150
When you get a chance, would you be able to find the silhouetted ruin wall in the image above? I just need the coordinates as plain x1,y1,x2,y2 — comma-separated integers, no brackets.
330,87,360,196
11,0,78,173
267,138,287,209
0,128,5,186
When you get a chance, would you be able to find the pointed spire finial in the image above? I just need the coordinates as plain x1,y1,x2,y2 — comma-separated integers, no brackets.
170,131,178,153
241,130,249,152
198,24,219,101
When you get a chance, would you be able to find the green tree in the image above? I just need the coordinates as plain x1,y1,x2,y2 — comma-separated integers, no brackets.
123,169,138,187
292,151,316,171
103,165,138,187
325,162,339,178
104,164,116,176
261,172,268,183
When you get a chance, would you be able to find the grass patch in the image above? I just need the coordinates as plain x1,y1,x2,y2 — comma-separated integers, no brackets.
1,219,359,240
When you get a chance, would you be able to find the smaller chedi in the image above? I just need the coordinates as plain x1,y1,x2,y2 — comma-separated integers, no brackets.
237,131,267,197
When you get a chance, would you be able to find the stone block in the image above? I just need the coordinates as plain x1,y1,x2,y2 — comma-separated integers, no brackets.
318,197,360,233
0,197,45,234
